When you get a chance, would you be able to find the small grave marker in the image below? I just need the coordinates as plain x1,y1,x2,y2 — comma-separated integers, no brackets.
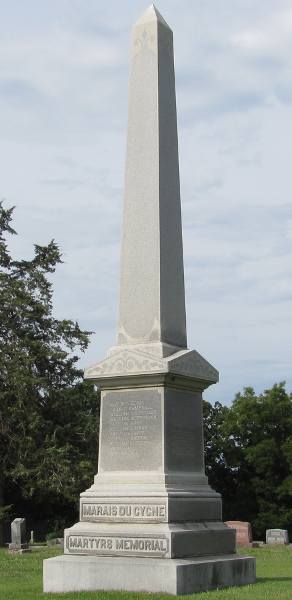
8,518,30,553
225,521,252,546
266,529,289,545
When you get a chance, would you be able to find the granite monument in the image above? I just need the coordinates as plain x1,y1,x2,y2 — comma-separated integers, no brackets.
225,521,252,547
43,5,256,594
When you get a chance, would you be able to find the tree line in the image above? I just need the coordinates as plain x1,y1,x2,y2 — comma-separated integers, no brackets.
204,384,292,538
0,203,291,542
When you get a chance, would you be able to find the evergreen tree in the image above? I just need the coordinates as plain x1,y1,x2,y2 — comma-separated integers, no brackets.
0,203,99,542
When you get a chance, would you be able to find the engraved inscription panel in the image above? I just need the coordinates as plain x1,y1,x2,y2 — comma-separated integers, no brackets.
81,501,167,522
99,389,162,471
66,534,169,557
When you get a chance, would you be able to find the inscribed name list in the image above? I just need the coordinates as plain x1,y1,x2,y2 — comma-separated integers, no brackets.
99,389,162,471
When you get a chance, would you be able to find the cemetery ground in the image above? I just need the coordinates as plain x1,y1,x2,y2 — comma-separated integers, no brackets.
0,545,291,600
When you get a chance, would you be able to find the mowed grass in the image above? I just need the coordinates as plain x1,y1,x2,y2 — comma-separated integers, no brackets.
0,545,292,600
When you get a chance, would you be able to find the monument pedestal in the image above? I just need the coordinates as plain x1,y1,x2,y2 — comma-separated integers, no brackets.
8,546,30,554
44,351,255,593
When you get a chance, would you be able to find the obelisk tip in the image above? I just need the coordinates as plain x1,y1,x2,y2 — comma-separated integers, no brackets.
135,4,172,30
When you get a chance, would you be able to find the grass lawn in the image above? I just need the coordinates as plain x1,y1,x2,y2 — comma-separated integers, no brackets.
0,545,292,600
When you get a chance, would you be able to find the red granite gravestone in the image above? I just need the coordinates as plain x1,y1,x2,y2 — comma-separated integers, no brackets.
225,521,252,546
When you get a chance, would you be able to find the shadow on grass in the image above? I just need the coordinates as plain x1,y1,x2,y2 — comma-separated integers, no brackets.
257,577,292,583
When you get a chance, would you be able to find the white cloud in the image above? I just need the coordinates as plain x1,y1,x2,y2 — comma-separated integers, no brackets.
1,0,292,405
231,8,292,54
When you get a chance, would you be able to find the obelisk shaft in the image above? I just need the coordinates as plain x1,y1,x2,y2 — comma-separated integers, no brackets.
118,6,187,352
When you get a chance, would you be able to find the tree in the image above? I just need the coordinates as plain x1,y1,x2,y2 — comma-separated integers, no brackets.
0,202,99,542
221,383,292,538
203,384,292,539
203,400,237,519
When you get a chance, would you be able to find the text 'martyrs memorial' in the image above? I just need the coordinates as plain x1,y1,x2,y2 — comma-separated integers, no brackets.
43,5,255,594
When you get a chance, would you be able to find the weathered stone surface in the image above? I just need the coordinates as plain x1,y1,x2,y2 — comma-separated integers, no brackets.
82,383,219,509
98,388,162,472
80,495,222,523
95,386,207,481
117,4,186,351
9,518,29,552
44,554,256,595
266,529,289,545
64,521,235,559
225,521,252,546
80,498,167,523
85,347,218,384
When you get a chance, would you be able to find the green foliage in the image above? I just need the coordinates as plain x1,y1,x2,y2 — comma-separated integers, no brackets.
204,383,292,538
0,202,99,536
224,383,292,537
203,400,238,518
0,505,12,524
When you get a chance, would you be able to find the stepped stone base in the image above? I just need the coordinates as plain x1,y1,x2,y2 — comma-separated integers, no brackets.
64,520,235,559
43,553,256,595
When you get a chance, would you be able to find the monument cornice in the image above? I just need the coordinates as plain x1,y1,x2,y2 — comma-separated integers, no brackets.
84,347,218,388
85,372,214,392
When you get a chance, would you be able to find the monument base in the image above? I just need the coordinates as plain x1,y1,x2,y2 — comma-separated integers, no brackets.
43,553,255,595
8,543,30,554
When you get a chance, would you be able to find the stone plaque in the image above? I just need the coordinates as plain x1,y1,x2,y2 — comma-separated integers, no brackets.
81,500,167,522
266,529,289,545
225,521,252,546
99,389,162,471
66,534,169,558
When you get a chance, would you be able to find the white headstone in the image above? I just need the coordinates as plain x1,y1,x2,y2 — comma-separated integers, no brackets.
9,518,29,552
266,529,289,545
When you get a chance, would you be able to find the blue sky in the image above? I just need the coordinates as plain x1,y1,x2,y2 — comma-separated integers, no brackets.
1,0,292,404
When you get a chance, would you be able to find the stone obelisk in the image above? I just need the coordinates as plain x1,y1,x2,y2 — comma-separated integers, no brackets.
118,4,186,355
43,5,255,594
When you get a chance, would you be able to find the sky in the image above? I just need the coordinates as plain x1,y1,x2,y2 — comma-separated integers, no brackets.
1,0,292,405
